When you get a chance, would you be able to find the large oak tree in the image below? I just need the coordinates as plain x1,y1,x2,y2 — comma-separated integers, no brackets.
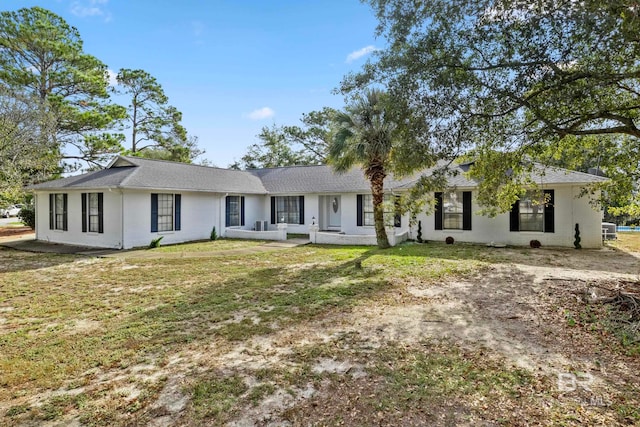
346,0,640,214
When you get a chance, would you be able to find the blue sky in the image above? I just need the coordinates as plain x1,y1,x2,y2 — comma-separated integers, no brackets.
4,0,382,167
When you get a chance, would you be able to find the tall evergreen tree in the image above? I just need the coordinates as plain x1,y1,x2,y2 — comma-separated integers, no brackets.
0,6,126,169
115,68,202,163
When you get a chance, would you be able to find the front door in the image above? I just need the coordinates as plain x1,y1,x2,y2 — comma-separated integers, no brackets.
328,195,341,229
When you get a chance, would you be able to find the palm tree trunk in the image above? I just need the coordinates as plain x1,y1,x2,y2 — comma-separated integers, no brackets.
369,168,390,249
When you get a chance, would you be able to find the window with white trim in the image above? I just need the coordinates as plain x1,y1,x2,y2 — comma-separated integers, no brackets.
88,193,100,232
443,191,463,230
361,194,399,226
54,193,65,230
226,196,241,227
275,196,300,224
157,194,174,232
518,192,544,232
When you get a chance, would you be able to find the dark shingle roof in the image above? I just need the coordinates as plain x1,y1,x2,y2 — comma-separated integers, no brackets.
30,156,607,193
247,165,420,193
30,156,267,193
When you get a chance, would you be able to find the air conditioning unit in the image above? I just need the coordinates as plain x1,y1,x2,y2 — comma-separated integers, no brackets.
255,220,269,231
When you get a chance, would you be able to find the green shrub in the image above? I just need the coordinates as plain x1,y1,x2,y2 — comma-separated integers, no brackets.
417,220,423,243
574,223,582,249
148,236,163,249
18,205,35,229
210,226,217,241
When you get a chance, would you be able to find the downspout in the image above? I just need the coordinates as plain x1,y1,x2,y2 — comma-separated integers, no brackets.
34,193,38,241
221,193,228,237
120,189,125,249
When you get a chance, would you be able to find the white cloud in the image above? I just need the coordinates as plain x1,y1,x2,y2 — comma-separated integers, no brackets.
106,69,118,87
70,0,112,22
346,45,378,63
246,107,275,120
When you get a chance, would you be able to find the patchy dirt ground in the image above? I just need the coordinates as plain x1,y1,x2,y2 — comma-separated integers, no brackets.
2,244,639,426
143,247,640,426
0,226,33,239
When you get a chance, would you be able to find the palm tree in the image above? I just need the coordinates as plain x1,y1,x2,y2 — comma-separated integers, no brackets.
329,89,398,249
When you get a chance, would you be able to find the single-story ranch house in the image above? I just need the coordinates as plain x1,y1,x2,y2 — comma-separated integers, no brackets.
29,155,607,249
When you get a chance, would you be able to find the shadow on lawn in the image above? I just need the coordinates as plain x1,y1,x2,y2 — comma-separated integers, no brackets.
135,253,388,349
0,247,81,273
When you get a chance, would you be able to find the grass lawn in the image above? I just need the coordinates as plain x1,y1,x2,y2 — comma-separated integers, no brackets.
150,238,267,252
1,238,639,425
5,222,23,227
609,231,640,253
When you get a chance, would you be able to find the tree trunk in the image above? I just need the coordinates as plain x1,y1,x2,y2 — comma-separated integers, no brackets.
131,98,138,153
369,167,390,249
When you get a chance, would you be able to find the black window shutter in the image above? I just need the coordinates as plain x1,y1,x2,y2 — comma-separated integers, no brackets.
509,199,520,232
62,194,68,231
299,196,305,225
225,196,231,227
98,193,104,234
462,191,472,231
174,194,181,231
49,193,54,230
241,196,245,226
544,189,554,233
434,192,443,230
356,195,363,226
394,195,401,228
81,193,87,232
151,193,158,232
270,197,276,224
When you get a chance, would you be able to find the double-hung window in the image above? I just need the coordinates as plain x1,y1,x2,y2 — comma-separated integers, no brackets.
271,196,304,225
151,193,181,232
518,193,544,232
357,194,401,227
510,190,555,233
443,192,464,229
49,193,68,231
225,195,245,227
434,191,472,231
81,192,104,233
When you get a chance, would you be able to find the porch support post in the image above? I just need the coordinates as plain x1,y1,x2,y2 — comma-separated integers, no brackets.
277,222,288,241
309,224,319,244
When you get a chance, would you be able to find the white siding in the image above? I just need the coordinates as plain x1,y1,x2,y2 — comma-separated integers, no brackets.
122,190,220,249
34,190,123,249
34,184,602,250
413,186,602,248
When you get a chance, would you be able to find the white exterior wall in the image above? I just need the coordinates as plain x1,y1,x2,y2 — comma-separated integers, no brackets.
34,190,123,249
414,186,602,248
259,194,320,234
240,195,268,232
122,190,220,249
34,184,602,249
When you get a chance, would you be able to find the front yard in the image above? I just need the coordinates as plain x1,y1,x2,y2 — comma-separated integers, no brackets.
1,236,639,425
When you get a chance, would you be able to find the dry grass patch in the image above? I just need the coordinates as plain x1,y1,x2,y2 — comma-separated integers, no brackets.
608,232,640,253
150,238,267,253
1,241,639,425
